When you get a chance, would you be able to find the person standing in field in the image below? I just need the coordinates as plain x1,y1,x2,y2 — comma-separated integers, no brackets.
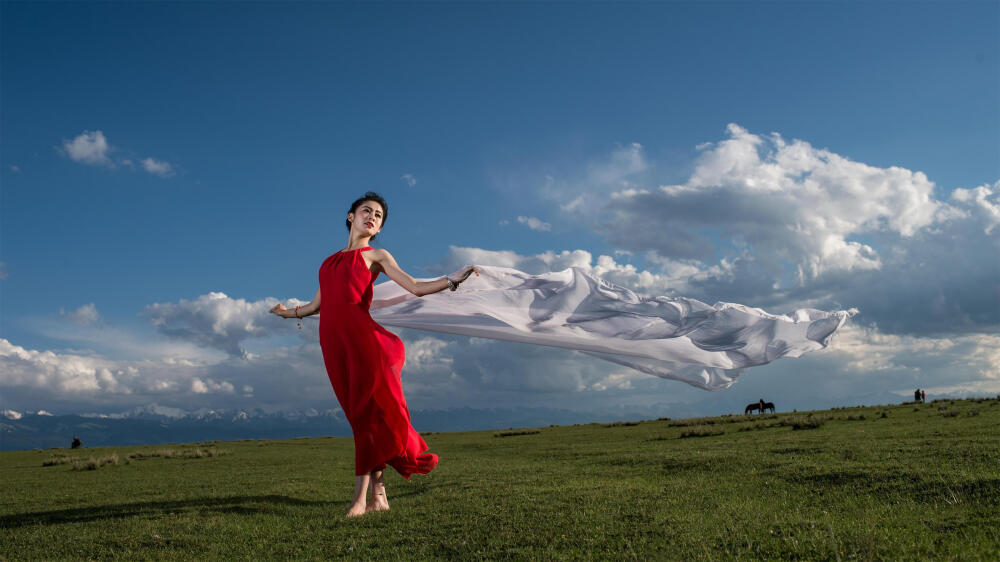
270,191,478,517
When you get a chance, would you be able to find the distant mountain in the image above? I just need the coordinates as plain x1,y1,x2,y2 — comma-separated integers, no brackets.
0,406,654,451
0,408,352,451
4,389,936,451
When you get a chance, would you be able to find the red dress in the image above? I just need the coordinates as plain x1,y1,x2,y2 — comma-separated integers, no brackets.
318,246,438,478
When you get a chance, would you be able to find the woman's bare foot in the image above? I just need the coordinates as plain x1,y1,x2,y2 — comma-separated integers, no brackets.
366,493,389,512
346,473,371,517
346,502,367,518
366,470,390,512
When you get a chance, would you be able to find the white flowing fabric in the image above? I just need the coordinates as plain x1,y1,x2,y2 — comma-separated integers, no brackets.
369,266,856,391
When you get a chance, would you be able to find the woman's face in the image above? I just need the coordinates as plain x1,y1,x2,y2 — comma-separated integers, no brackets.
349,201,384,237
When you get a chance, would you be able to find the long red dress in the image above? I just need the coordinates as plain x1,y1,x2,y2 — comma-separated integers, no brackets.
318,246,438,478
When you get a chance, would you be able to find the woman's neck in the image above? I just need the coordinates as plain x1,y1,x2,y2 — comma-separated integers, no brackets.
344,235,371,251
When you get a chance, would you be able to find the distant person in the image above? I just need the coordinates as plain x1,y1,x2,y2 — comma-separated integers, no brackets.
914,389,921,403
71,436,82,449
921,390,926,402
271,192,478,518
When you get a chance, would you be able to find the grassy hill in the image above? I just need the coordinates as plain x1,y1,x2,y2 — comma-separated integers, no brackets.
2,398,998,560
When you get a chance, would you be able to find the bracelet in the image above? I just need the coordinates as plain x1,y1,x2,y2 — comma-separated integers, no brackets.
446,277,457,291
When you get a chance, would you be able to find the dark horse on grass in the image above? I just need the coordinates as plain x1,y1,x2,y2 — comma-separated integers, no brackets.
745,399,776,415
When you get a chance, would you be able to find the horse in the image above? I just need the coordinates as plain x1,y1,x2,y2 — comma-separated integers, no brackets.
744,402,761,415
762,401,775,414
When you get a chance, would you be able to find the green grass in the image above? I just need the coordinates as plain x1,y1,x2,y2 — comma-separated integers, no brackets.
3,398,1000,560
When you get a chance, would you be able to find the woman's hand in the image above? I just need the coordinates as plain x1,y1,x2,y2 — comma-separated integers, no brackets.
452,266,480,288
270,303,289,318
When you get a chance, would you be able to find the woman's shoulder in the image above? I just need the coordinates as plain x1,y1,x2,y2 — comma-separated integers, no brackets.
366,247,391,259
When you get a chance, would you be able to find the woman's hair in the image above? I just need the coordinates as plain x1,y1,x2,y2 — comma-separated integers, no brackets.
346,191,389,242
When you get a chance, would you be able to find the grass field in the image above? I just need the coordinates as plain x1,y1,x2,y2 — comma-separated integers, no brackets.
2,397,999,560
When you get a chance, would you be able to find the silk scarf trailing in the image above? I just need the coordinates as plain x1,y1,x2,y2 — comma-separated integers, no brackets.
368,265,855,391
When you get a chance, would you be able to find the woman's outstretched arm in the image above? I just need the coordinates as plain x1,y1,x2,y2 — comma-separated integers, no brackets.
369,248,477,297
269,286,321,318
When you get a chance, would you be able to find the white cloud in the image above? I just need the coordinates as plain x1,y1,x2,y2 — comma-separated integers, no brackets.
516,216,552,231
141,157,174,177
826,323,956,373
59,303,101,326
950,181,1000,234
405,336,452,372
588,371,643,392
819,326,1000,400
401,173,417,187
516,124,999,336
60,130,175,177
589,142,647,186
143,291,307,357
920,380,1000,397
0,335,336,414
1,338,145,395
532,144,651,217
605,123,941,274
191,377,235,394
63,130,112,166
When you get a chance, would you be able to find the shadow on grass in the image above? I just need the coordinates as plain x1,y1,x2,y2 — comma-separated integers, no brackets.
0,487,432,528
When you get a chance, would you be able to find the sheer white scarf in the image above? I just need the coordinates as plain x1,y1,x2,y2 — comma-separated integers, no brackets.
370,266,855,391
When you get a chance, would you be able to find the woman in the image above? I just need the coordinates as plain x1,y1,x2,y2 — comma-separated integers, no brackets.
270,192,478,517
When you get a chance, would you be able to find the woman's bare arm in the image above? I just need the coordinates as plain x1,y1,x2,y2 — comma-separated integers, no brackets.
368,248,477,297
269,286,321,318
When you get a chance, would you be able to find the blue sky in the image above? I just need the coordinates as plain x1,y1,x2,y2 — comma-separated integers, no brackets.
2,2,998,421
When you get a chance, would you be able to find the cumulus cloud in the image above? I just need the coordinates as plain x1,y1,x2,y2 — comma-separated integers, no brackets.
521,124,999,336
401,173,417,187
950,181,1000,234
191,377,234,394
818,326,1000,398
0,336,339,414
1,338,174,398
142,292,306,357
605,124,940,274
63,130,112,166
141,157,174,177
516,216,552,231
59,303,101,326
60,130,175,176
